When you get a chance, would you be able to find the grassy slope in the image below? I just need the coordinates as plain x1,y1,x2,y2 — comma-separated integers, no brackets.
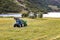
0,18,60,40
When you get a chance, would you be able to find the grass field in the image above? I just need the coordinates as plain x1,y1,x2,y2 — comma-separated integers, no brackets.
0,18,60,40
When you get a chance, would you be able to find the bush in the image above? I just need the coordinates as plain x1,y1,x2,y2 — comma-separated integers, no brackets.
22,13,28,17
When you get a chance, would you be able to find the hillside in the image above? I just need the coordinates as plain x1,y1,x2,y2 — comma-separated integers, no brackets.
17,0,60,12
1,0,60,13
47,0,60,7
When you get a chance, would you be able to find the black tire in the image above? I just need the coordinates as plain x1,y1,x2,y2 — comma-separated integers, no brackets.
14,24,20,27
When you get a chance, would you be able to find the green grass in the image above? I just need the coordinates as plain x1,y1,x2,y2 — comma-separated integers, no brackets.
0,18,60,40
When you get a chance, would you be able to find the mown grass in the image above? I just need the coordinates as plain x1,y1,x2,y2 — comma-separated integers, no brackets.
0,18,60,40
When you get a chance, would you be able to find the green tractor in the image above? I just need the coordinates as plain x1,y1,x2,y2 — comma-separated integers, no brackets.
21,20,27,27
14,17,27,27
